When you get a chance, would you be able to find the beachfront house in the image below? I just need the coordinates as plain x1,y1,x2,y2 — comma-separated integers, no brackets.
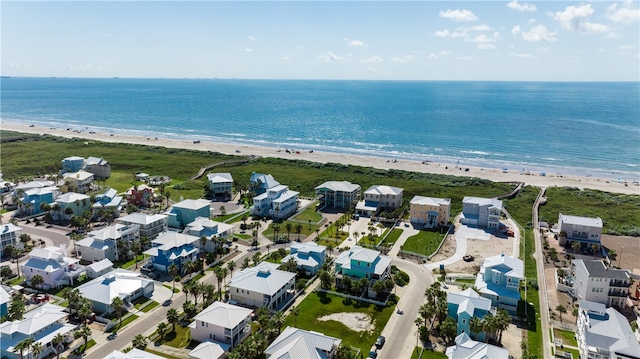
461,197,502,229
265,327,342,359
570,259,631,308
445,332,509,359
185,217,234,252
1,224,24,253
557,213,603,250
76,223,140,262
474,253,523,314
117,213,168,240
92,188,123,218
355,185,403,217
84,156,111,179
447,288,494,341
86,258,114,279
189,301,253,349
410,195,451,229
125,184,155,208
334,245,392,296
280,241,326,275
62,170,94,194
315,180,361,209
250,185,299,221
22,245,84,289
56,192,91,219
144,232,200,273
0,303,76,359
576,301,640,359
77,269,155,314
207,172,234,199
249,172,280,195
61,156,85,174
167,199,211,229
228,262,296,310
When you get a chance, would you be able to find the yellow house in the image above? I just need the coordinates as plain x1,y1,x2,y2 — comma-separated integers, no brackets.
409,196,451,229
62,170,94,194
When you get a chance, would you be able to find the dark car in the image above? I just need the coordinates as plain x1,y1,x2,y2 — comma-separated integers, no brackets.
375,336,386,348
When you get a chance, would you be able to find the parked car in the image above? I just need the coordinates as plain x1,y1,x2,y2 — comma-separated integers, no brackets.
375,336,386,348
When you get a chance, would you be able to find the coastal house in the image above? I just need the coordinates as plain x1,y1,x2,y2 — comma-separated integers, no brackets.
558,213,603,249
104,348,165,359
61,156,85,174
22,245,84,289
315,180,361,209
13,180,56,196
17,187,57,216
167,199,211,229
249,172,280,195
125,184,155,208
135,172,150,182
250,185,299,221
356,185,403,217
86,258,114,279
189,301,253,349
0,286,10,317
84,156,111,179
570,259,631,308
410,195,451,229
92,188,123,217
576,300,640,359
280,241,326,275
461,197,502,229
228,262,296,310
117,213,168,240
0,303,76,359
188,342,228,359
447,288,494,341
56,192,91,218
77,269,155,314
334,245,391,296
207,172,234,199
185,217,234,252
474,253,523,314
143,232,200,273
264,326,342,359
62,170,94,194
444,332,509,359
76,223,140,262
148,175,171,186
1,223,24,253
0,173,15,195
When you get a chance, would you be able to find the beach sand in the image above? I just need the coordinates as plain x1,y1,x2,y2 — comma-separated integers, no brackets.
3,122,639,196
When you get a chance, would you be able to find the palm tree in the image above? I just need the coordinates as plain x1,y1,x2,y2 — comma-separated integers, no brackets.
482,313,499,342
31,341,44,359
252,252,261,266
469,316,485,341
182,281,193,302
131,239,141,269
52,333,65,359
285,222,292,241
30,274,44,290
203,283,216,305
290,305,300,326
571,241,580,254
14,337,33,359
156,322,168,341
200,235,208,254
495,309,511,344
227,260,236,276
167,308,179,332
418,302,431,327
111,297,125,329
76,325,92,347
556,304,567,323
8,297,26,320
241,257,251,269
295,223,303,241
132,334,148,350
191,282,202,305
214,266,225,300
272,223,280,242
591,243,600,258
607,249,618,266
168,263,179,297
77,297,92,327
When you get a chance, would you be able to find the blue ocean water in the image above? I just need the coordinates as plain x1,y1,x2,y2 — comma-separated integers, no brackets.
1,77,639,180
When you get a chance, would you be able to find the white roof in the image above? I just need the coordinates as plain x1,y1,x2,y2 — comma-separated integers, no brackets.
87,224,139,241
462,197,503,210
117,213,167,225
447,289,492,317
250,172,280,189
77,269,154,306
76,236,113,251
579,301,640,358
103,348,165,359
188,341,229,359
272,190,299,204
15,180,55,190
1,223,22,235
85,156,108,165
290,241,326,254
269,184,289,193
63,156,85,161
335,246,391,276
281,253,319,268
186,217,234,236
364,185,403,196
410,195,451,207
229,262,296,296
481,253,524,279
62,170,94,181
172,198,210,210
57,192,90,203
0,286,10,306
192,301,252,329
445,332,509,359
0,303,67,336
147,232,200,251
559,213,603,228
207,172,233,183
23,187,56,196
87,258,114,272
265,326,342,359
315,181,360,193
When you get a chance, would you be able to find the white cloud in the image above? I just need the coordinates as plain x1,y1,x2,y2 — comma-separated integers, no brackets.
507,0,537,12
470,24,492,31
456,55,473,60
510,52,535,58
248,35,256,41
319,51,346,62
514,24,558,42
477,43,496,50
348,40,366,47
428,54,438,59
512,25,522,36
435,29,450,37
437,50,452,56
549,4,610,34
537,46,551,53
363,55,383,63
434,29,468,38
439,9,478,22
390,55,415,63
281,56,292,60
620,45,633,50
244,48,253,52
606,3,640,24
3,60,38,70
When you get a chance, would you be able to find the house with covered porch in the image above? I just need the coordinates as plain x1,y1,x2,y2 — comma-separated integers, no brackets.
144,232,200,274
228,262,296,310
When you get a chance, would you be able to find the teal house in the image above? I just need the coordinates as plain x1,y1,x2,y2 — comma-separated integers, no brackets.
280,242,326,275
167,199,211,229
447,288,493,341
56,192,91,219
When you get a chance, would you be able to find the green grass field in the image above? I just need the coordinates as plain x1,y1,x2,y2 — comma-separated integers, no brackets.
554,328,578,347
292,204,323,223
263,220,320,241
401,230,445,256
160,323,192,348
380,228,403,247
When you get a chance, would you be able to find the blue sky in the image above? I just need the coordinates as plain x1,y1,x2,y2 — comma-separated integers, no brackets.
2,1,639,81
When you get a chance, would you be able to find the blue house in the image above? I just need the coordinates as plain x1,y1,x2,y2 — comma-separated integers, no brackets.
92,188,123,218
447,288,494,341
0,287,9,318
19,187,56,215
167,199,211,229
144,232,200,274
61,156,85,173
249,172,280,195
56,192,91,219
280,242,326,275
474,253,524,314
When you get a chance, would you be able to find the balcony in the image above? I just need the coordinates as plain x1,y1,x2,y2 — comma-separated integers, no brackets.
608,290,628,297
609,280,630,287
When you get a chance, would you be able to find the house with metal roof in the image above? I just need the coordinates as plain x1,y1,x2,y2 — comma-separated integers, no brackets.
61,156,85,174
249,172,280,195
250,185,299,221
281,242,326,275
0,303,76,359
447,289,494,341
410,196,451,229
22,245,84,289
189,301,252,349
315,180,361,209
461,197,502,229
0,286,10,317
265,326,342,359
188,341,228,359
334,245,391,296
62,170,94,194
228,262,296,310
77,223,140,262
86,258,114,279
77,269,155,314
576,301,640,359
356,185,403,217
17,187,58,216
56,192,91,219
445,332,509,359
103,348,165,359
143,232,200,273
558,213,603,249
570,259,631,308
1,223,24,253
125,184,156,208
92,188,123,217
185,217,234,253
84,156,111,179
207,173,234,199
117,213,167,240
167,199,211,229
474,253,523,314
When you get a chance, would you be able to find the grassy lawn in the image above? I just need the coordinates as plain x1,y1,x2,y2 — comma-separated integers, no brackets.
71,339,96,355
293,204,323,222
105,172,138,193
234,233,252,240
112,254,146,270
161,324,192,348
145,349,184,359
421,349,448,359
8,275,25,286
315,216,349,243
140,300,159,313
263,250,289,264
554,328,578,347
401,230,445,256
107,313,139,332
263,221,320,241
454,278,475,284
282,292,394,356
380,228,403,247
163,284,180,293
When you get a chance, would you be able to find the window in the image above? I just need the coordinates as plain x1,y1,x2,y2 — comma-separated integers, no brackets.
462,319,466,324
202,321,205,326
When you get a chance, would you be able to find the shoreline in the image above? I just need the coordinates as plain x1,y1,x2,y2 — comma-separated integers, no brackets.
2,122,639,196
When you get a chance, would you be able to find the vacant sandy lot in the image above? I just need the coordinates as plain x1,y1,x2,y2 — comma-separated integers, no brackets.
318,312,374,332
600,234,640,273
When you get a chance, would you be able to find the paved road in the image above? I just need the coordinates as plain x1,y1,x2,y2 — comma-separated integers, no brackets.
532,187,553,359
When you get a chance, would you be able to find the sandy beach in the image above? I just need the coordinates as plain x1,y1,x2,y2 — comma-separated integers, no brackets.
3,122,639,196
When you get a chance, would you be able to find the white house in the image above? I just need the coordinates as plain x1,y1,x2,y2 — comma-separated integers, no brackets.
77,223,140,262
116,213,168,240
576,300,640,359
474,253,523,314
189,301,252,348
228,262,296,310
86,258,114,279
185,217,234,252
1,224,24,252
103,348,165,359
22,245,84,289
77,269,155,314
558,213,603,248
207,173,234,198
265,326,342,359
445,332,509,359
0,304,76,359
356,185,403,217
188,341,228,359
570,259,631,308
250,185,299,221
461,197,502,229
315,180,361,209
